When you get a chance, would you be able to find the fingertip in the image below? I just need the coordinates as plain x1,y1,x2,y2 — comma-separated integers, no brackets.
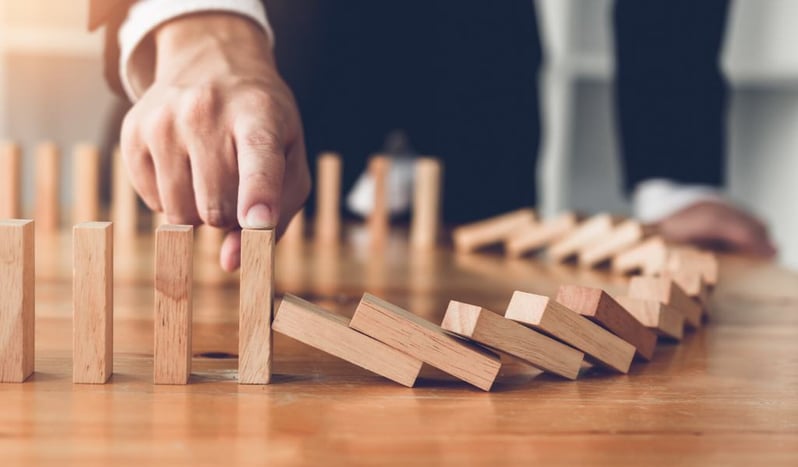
242,203,276,229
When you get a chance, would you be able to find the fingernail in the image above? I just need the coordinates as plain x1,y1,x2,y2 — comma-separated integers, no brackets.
244,204,275,229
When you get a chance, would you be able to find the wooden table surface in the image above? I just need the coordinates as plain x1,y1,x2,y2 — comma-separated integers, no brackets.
1,226,797,466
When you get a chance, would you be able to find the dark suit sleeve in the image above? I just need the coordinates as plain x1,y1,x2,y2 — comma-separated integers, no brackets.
614,0,731,192
88,0,138,97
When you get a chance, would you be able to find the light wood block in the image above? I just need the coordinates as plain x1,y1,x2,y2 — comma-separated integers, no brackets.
628,276,702,329
613,296,684,340
0,142,22,219
410,157,443,249
281,209,305,246
111,147,138,240
34,142,60,233
367,155,391,245
239,229,274,384
548,213,617,262
314,152,342,243
667,248,719,286
350,293,501,391
72,144,101,224
441,301,584,380
504,291,635,373
154,224,194,384
555,285,657,361
0,220,34,382
612,236,668,275
452,208,536,253
73,222,113,384
505,212,578,258
579,220,648,268
274,294,422,387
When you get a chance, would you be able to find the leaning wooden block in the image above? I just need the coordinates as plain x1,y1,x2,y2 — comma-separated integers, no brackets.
0,220,35,382
350,293,501,391
273,294,422,387
239,229,275,384
612,236,668,275
555,285,657,361
441,301,584,380
154,225,194,384
548,213,618,262
505,212,577,258
504,291,635,373
452,208,536,253
613,296,684,340
73,222,113,383
667,248,719,286
0,142,22,219
628,276,702,329
579,220,649,268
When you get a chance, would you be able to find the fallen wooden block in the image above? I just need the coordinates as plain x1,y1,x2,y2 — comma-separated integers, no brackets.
628,276,702,329
367,155,391,246
410,157,443,249
314,152,342,243
350,293,501,391
0,219,34,382
273,294,423,387
505,291,635,373
441,301,584,380
555,285,657,361
72,144,101,224
452,208,536,253
34,142,61,233
667,248,719,286
579,220,649,268
239,229,274,384
505,212,578,258
0,142,21,219
612,236,668,275
613,296,684,340
548,213,618,262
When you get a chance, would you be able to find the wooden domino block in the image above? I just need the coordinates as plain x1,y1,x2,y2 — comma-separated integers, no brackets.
73,222,113,383
505,212,578,258
239,229,274,384
579,220,649,268
154,225,194,384
441,301,584,380
281,209,305,246
410,157,443,249
111,147,138,240
613,296,684,340
548,213,618,262
555,285,657,361
452,208,536,253
612,236,668,275
667,248,719,286
0,142,22,219
504,291,635,373
367,155,391,245
273,294,423,387
350,293,501,391
314,152,342,243
72,144,101,224
34,142,61,233
0,220,34,382
628,276,702,329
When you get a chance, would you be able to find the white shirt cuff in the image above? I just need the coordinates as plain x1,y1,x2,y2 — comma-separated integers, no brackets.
633,178,726,223
118,0,273,101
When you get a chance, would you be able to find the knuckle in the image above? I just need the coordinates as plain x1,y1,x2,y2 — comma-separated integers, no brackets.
166,211,201,226
198,206,232,228
143,106,176,143
179,84,219,130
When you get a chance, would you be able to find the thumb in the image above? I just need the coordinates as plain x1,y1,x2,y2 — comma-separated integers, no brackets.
234,119,286,229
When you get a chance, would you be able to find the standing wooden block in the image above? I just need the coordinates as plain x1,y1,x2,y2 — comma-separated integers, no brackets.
410,157,443,249
314,152,342,243
0,142,22,219
72,144,101,224
452,208,536,253
0,220,34,382
73,222,113,383
441,301,584,380
367,155,391,245
111,147,138,239
273,294,422,387
350,293,501,391
505,212,578,258
548,213,617,262
628,276,702,329
504,291,635,373
555,285,657,361
154,225,194,384
579,220,649,268
281,209,305,246
239,229,274,384
613,296,684,340
34,142,61,233
612,236,668,275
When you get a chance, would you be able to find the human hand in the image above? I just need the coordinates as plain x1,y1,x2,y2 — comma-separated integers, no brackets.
120,13,310,271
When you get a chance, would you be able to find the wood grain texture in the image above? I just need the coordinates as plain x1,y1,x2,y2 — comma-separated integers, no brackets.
452,208,536,253
314,152,342,243
0,219,34,382
579,220,647,268
367,155,391,246
72,144,101,224
628,276,702,329
505,212,578,258
73,222,113,383
239,229,274,384
613,295,684,340
441,301,584,380
350,293,501,391
505,291,635,373
548,213,617,262
111,147,138,240
34,142,60,233
410,157,442,249
555,285,657,361
612,236,667,275
274,294,422,387
154,224,193,384
0,141,22,219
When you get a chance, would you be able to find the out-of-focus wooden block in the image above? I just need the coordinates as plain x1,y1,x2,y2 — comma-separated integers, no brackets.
239,229,274,384
612,236,668,275
72,144,101,224
73,222,113,384
34,142,61,233
504,291,635,373
274,294,422,387
505,212,578,258
111,147,138,240
441,301,584,380
548,213,618,262
410,157,443,249
667,248,719,286
367,155,391,245
579,220,649,268
281,209,305,246
154,224,194,384
0,220,34,382
555,285,657,361
628,276,702,329
613,296,684,340
350,293,501,391
452,209,536,253
152,211,168,228
0,142,22,219
314,152,342,243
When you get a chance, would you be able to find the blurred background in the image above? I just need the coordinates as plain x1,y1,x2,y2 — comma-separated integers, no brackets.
1,0,797,268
